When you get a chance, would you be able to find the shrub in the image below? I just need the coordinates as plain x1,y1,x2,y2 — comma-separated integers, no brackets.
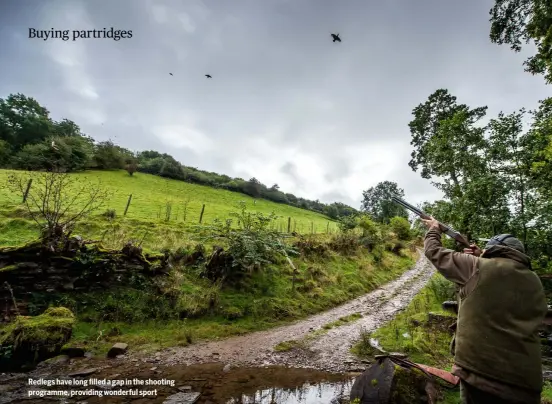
103,209,117,220
196,202,298,284
293,235,329,257
328,231,361,255
427,274,457,302
358,216,383,250
389,216,412,241
125,162,138,176
337,215,358,232
222,306,243,320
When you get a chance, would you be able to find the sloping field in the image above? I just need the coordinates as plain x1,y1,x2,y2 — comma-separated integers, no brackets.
0,169,337,247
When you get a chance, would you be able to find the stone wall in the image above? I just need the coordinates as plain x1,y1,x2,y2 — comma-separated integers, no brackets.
0,237,170,321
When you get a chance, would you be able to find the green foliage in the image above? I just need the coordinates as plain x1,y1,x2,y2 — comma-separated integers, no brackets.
389,216,412,241
358,216,384,249
337,214,358,232
93,140,126,170
328,231,361,255
0,93,54,150
13,136,95,172
0,306,75,368
361,181,408,223
489,0,552,83
409,90,552,265
198,202,298,281
0,139,11,166
408,89,487,201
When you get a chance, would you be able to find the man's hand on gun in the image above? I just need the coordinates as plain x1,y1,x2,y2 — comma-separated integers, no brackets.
463,244,483,257
420,215,482,256
420,216,443,231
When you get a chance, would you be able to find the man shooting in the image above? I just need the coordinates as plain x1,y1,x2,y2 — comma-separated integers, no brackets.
421,217,547,404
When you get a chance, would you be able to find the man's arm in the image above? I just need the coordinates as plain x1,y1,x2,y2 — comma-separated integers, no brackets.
424,225,479,286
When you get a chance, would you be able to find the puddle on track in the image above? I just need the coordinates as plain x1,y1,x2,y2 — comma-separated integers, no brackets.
225,378,355,404
2,362,358,404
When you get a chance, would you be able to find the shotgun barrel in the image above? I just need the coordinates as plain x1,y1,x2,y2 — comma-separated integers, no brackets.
391,194,471,247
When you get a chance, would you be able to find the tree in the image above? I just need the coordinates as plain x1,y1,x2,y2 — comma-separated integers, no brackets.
389,216,412,241
489,0,552,83
126,161,138,176
361,181,407,223
324,204,339,219
244,177,262,198
93,141,125,169
527,97,552,193
487,109,536,244
53,119,81,137
0,93,54,150
408,90,490,238
13,136,94,172
409,89,488,198
7,171,110,245
0,139,12,167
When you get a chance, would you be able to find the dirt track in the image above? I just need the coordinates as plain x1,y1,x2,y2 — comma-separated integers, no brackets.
153,251,435,373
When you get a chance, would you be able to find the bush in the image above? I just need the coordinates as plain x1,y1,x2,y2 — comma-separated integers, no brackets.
337,215,358,232
0,139,11,167
293,235,329,257
427,274,457,302
358,216,383,250
197,202,298,284
223,306,243,320
328,231,361,255
93,141,125,169
103,209,117,220
372,245,385,264
389,216,412,241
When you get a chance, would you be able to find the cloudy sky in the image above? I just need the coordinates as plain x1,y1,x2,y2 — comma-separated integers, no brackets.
0,0,549,209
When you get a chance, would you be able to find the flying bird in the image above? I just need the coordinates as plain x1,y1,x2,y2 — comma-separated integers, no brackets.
169,73,173,76
205,74,212,78
331,33,341,42
51,140,58,151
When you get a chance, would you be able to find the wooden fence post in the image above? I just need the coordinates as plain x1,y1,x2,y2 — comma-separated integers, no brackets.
287,217,291,233
199,204,205,224
311,222,314,234
124,194,132,216
327,222,329,233
22,179,32,203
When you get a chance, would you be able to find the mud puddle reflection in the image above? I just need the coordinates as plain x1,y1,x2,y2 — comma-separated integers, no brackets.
1,361,357,404
225,378,355,403
169,364,355,404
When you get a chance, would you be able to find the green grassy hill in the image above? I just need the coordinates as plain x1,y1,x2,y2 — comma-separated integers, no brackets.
0,169,337,249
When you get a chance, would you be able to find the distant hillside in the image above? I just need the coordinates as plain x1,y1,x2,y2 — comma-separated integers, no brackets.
0,93,358,220
0,169,338,246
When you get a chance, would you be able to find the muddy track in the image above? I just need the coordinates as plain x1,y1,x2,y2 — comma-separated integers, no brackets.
154,251,435,373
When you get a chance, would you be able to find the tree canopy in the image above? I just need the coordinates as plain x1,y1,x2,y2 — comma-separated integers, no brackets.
361,181,408,224
489,0,552,83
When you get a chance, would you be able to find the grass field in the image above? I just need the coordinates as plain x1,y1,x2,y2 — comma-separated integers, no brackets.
0,169,338,249
0,168,422,362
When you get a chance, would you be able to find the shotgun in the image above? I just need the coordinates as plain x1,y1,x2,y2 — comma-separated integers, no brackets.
391,194,471,247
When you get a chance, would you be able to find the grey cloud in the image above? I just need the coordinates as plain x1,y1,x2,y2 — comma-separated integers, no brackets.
280,162,306,189
0,0,549,207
